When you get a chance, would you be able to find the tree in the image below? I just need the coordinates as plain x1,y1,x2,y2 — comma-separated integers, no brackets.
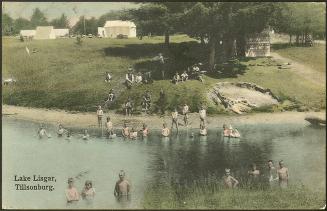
13,17,32,34
2,13,14,35
50,13,69,28
97,10,133,27
30,8,48,27
73,16,98,35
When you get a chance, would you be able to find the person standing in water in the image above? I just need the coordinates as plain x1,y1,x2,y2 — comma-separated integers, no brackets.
199,124,207,136
106,117,114,137
141,123,149,138
38,124,51,139
57,124,67,137
122,122,130,138
248,163,260,188
81,180,95,200
65,178,79,204
266,160,278,187
161,123,170,137
82,129,90,140
222,168,239,189
199,105,206,128
96,105,104,128
171,108,179,134
114,170,131,200
182,104,189,126
277,160,289,188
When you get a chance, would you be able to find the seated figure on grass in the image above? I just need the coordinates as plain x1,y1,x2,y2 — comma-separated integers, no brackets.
181,71,189,82
105,72,112,83
125,97,133,116
135,72,143,84
125,67,135,89
172,72,181,84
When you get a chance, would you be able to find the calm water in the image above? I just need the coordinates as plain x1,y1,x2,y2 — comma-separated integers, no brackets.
2,117,326,209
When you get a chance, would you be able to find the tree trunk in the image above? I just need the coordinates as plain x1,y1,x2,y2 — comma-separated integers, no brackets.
296,34,299,45
164,30,170,47
301,33,305,45
200,36,205,45
289,34,292,45
222,34,235,61
236,35,246,57
209,38,217,71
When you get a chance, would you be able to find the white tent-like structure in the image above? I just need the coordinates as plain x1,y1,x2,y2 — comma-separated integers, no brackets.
98,27,106,38
34,26,56,40
20,30,36,38
103,20,136,38
54,29,69,38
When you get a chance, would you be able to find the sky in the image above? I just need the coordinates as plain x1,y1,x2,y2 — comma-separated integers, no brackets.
2,2,140,26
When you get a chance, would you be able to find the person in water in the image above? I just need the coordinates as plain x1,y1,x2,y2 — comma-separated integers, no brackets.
65,130,72,140
96,105,104,128
267,160,278,183
171,108,179,134
199,105,206,128
81,180,95,200
114,170,131,198
223,124,231,137
277,160,289,188
38,124,51,139
82,129,90,140
65,178,79,204
199,124,207,136
122,123,130,138
106,117,114,137
57,124,67,137
161,123,170,137
182,104,189,126
129,128,138,139
222,168,239,189
248,163,260,188
229,125,240,137
141,123,149,138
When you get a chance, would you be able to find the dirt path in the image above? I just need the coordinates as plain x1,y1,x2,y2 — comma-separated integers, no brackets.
2,105,325,130
270,52,326,86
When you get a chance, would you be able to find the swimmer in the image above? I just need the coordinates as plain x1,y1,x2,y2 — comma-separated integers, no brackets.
106,117,114,136
122,123,130,138
37,124,51,139
96,105,104,128
199,105,206,128
223,124,231,137
171,108,179,134
114,170,131,197
65,178,79,203
222,168,239,189
66,130,72,140
81,180,95,200
182,104,189,126
267,160,278,183
82,129,90,140
277,160,289,188
228,125,241,138
248,163,260,177
161,123,170,137
129,128,138,139
57,124,67,137
199,124,207,136
141,123,149,138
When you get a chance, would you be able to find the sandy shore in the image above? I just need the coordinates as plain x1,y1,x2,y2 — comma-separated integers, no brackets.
2,104,326,130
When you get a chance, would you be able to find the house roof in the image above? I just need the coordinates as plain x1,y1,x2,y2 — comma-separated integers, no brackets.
35,26,54,38
20,30,36,36
104,20,136,28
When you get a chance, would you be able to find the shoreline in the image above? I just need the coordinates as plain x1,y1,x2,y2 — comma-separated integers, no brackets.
2,105,326,130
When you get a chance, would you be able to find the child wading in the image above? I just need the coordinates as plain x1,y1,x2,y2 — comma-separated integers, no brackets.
65,178,79,205
81,180,95,202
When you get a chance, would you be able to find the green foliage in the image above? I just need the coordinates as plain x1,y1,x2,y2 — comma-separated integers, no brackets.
2,13,14,35
30,8,48,27
73,16,97,35
50,13,69,29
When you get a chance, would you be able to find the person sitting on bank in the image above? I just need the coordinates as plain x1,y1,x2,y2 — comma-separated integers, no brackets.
199,124,207,136
135,72,143,84
181,71,189,82
81,180,95,200
108,89,115,102
122,122,130,138
65,178,79,204
125,68,135,89
142,71,153,84
162,123,170,137
105,72,112,83
172,72,181,84
114,170,131,198
222,168,239,189
125,97,133,116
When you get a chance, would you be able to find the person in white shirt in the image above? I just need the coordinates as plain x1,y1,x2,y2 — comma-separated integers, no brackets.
135,72,142,83
181,71,188,82
96,105,104,128
105,72,112,83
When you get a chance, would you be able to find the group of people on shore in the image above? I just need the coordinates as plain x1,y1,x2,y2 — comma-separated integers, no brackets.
223,160,289,189
65,170,130,205
172,62,206,84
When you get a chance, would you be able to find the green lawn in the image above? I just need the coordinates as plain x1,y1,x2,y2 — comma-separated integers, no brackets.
2,36,326,113
272,43,326,73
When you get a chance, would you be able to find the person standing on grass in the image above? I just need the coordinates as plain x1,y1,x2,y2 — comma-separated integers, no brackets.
125,68,135,89
158,53,165,79
182,104,189,126
97,105,104,128
199,105,207,128
222,168,239,189
277,160,289,188
171,108,179,134
125,97,133,116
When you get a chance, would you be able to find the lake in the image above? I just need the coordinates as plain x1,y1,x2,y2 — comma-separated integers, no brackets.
2,117,326,209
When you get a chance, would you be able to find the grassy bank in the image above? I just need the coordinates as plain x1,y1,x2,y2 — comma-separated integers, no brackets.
2,36,326,113
142,180,325,209
272,43,326,73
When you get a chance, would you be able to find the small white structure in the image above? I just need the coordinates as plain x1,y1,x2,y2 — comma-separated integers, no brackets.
103,20,136,38
34,26,56,40
245,31,270,57
20,30,36,39
98,27,106,37
54,28,69,38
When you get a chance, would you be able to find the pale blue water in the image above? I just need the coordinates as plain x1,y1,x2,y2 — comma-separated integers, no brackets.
2,117,326,209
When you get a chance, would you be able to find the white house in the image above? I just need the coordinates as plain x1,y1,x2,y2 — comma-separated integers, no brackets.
54,28,69,38
102,20,136,38
20,30,36,39
34,26,56,40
